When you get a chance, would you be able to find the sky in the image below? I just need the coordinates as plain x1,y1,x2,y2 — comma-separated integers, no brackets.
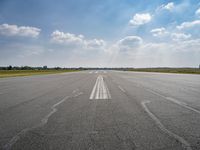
0,0,200,67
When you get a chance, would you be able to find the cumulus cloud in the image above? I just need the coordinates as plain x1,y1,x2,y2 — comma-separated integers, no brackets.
51,30,84,45
129,13,152,26
150,27,192,41
150,27,169,37
118,36,142,48
171,33,191,41
177,20,200,30
162,2,175,11
51,30,106,49
86,39,106,49
156,2,175,12
170,39,200,53
108,35,200,67
112,36,143,54
195,8,200,17
164,2,174,10
0,24,41,38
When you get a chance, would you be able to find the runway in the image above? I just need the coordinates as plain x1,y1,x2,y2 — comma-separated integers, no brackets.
0,70,200,150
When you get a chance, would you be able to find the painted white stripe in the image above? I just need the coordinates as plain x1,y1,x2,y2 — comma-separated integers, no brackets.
142,101,192,150
146,89,200,115
102,79,107,99
89,76,99,99
95,77,100,99
89,71,93,74
95,71,98,74
105,82,111,99
90,75,111,99
99,77,103,99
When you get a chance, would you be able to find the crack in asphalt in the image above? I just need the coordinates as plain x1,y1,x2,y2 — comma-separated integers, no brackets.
3,90,83,150
141,101,192,150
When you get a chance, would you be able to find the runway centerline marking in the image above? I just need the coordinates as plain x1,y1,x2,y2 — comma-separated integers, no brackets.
142,101,192,150
90,75,111,99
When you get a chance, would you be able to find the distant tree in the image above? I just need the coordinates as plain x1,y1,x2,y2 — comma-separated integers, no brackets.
21,66,32,70
54,67,61,70
43,66,48,70
7,65,12,70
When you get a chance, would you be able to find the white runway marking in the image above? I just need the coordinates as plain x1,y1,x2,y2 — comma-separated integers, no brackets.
146,89,200,115
141,101,192,150
90,75,111,99
95,71,98,74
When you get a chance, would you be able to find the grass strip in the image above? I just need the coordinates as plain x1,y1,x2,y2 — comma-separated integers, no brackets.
127,68,200,74
0,70,79,78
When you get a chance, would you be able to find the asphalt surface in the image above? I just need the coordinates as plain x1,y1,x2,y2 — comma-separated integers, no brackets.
0,70,200,150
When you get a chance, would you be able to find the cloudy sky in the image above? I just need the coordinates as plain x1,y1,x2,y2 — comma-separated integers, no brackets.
0,0,200,67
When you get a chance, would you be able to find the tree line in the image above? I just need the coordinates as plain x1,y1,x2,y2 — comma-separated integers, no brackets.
0,65,84,70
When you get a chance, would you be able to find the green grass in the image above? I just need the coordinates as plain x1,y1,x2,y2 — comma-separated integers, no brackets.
0,70,79,78
127,68,200,74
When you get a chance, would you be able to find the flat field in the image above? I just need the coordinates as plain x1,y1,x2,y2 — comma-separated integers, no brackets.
0,70,79,78
127,68,200,74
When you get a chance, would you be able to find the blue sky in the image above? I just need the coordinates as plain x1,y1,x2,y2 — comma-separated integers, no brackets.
0,0,200,67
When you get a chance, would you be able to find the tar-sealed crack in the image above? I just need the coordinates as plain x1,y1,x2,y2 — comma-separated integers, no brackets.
3,90,83,150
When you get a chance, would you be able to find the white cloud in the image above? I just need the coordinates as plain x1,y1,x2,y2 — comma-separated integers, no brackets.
179,39,200,52
129,13,152,26
150,27,192,41
163,2,175,11
177,20,200,30
108,36,143,55
111,37,200,67
51,30,84,45
150,27,169,37
0,24,41,38
157,2,175,12
86,39,106,49
195,8,200,17
51,30,106,49
171,33,191,41
117,36,142,49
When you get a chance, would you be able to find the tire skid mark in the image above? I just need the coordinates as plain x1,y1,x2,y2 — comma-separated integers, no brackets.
141,101,192,150
3,90,83,150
